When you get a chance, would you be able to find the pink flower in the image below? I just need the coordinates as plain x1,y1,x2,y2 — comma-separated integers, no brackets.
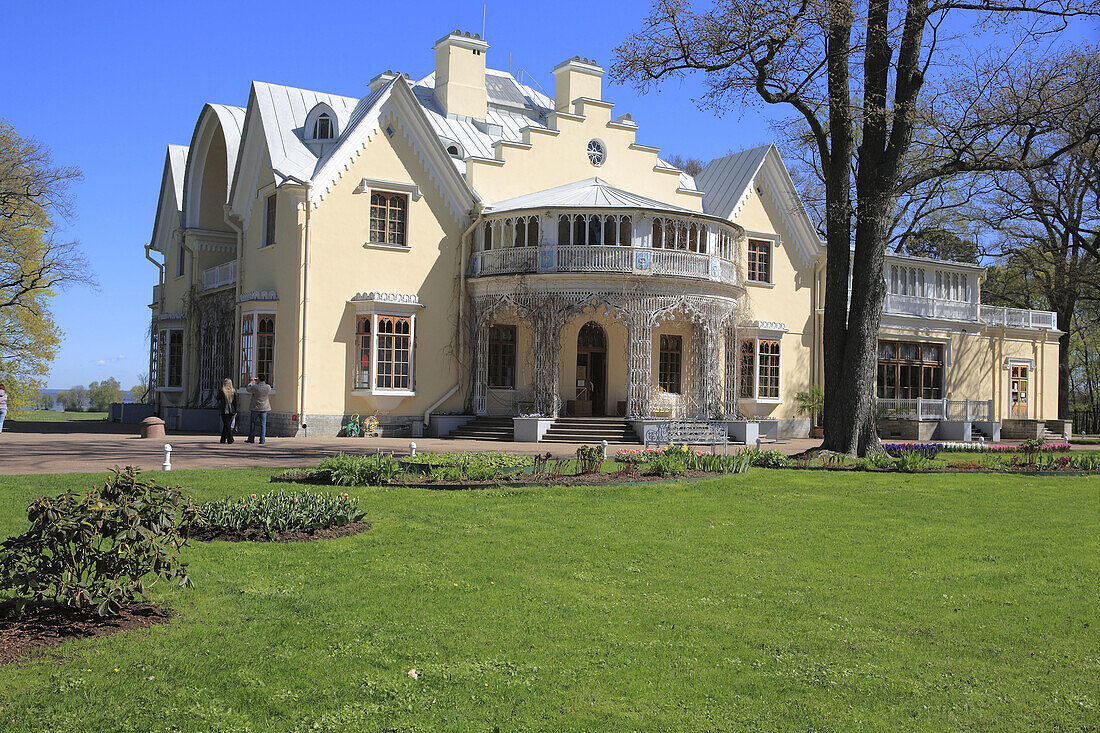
293,497,299,503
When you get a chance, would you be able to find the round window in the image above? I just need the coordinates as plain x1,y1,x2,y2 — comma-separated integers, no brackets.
587,138,606,166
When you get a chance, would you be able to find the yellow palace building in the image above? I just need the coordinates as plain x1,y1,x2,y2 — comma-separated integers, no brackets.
145,30,1064,442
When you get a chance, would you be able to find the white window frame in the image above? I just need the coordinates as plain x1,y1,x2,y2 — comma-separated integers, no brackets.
350,297,423,397
354,179,421,250
239,310,277,388
158,326,185,391
737,332,785,404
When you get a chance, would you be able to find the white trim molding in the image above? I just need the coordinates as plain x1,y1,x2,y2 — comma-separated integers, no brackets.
354,178,422,201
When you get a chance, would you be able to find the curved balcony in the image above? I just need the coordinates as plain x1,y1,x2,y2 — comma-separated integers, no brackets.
470,245,739,287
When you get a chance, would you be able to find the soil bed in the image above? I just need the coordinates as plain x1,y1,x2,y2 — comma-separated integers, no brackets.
189,520,371,543
0,602,169,665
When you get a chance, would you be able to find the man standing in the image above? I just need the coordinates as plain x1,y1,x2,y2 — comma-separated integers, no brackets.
244,374,272,444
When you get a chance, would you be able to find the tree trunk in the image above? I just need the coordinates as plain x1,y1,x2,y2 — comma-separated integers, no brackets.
1056,305,1073,420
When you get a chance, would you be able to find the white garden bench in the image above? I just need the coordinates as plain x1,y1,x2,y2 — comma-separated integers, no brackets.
644,420,729,453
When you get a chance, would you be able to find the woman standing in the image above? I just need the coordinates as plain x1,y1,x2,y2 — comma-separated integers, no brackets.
0,383,7,434
215,378,238,444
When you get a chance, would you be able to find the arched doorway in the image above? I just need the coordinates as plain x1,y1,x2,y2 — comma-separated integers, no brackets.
575,322,607,416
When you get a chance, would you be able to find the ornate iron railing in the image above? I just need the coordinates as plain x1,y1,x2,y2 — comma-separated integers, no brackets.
471,245,738,286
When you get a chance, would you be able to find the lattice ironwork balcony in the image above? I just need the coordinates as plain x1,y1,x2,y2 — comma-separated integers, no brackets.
470,245,738,286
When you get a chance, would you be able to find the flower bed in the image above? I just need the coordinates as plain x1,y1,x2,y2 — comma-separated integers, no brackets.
883,441,1073,454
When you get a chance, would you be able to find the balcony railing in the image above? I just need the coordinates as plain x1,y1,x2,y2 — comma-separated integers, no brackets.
877,397,993,422
877,292,1056,331
202,261,237,291
979,305,1056,330
471,245,738,286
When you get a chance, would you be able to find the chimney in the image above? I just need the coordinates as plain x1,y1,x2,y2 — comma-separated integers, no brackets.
433,30,489,119
368,70,399,93
553,57,604,112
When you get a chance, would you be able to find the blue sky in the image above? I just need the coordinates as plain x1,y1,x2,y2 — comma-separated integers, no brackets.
6,4,1090,390
1,1,781,391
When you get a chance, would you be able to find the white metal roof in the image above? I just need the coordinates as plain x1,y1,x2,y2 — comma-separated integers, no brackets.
250,81,359,183
166,144,188,211
696,144,771,218
484,177,700,215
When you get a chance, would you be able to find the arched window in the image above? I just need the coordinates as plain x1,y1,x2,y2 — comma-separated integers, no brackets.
313,113,334,140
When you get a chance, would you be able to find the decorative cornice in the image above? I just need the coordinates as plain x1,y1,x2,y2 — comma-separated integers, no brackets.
155,312,185,323
239,290,278,303
741,319,788,333
350,291,423,305
354,178,421,201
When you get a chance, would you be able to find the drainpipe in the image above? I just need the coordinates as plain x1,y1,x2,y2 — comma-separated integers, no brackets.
458,203,484,393
268,169,314,435
223,207,245,389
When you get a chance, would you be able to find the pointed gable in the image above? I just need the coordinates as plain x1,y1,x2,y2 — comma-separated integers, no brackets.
150,144,189,251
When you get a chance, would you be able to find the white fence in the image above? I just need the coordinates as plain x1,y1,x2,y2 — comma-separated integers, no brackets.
472,245,737,286
202,261,237,291
877,397,993,421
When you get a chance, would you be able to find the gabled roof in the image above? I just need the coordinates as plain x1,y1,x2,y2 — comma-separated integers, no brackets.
150,144,189,251
484,177,706,217
249,81,359,184
697,144,770,219
166,144,188,207
698,144,823,266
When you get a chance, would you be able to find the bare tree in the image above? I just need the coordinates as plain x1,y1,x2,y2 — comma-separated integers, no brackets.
664,153,705,176
613,0,1100,454
980,136,1100,419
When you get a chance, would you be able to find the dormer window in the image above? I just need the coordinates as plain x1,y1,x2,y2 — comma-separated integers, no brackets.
442,139,463,159
313,113,334,140
304,103,338,144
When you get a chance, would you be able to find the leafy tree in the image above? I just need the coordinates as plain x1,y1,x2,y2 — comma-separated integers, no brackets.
0,122,93,411
34,391,53,410
613,2,1100,454
88,377,123,411
57,385,88,412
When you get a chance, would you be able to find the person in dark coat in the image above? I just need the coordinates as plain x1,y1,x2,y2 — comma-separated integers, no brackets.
215,378,238,444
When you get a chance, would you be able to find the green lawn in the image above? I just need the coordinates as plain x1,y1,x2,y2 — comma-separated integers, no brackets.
1,468,1097,731
8,410,108,422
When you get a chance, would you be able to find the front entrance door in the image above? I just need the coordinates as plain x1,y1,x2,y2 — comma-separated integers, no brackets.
576,322,607,416
1010,365,1029,418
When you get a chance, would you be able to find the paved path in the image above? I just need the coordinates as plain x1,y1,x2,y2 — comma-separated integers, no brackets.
0,421,824,476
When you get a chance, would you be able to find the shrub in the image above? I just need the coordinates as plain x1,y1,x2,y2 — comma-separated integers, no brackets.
575,445,604,474
200,491,364,536
0,467,201,616
318,453,401,486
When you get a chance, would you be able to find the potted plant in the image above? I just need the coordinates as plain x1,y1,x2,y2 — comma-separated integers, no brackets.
794,384,825,438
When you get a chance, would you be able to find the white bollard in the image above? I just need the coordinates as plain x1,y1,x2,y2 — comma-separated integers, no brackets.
600,439,608,460
163,444,173,471
409,441,417,457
